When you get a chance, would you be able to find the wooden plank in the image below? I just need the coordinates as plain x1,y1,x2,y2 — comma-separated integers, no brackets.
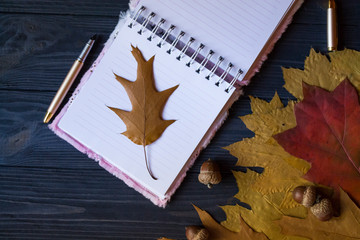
1,0,360,239
1,0,129,17
0,13,119,91
0,166,240,239
1,0,359,25
0,167,240,207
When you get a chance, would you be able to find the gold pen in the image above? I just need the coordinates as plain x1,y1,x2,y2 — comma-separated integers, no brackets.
327,0,338,51
43,35,96,123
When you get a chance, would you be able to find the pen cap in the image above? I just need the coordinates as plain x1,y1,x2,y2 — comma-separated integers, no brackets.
78,38,95,62
327,2,337,51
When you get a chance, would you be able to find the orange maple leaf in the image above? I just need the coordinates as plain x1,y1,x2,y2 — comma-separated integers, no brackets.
108,45,178,179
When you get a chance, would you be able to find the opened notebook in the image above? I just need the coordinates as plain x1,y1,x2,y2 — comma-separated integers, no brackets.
49,0,303,207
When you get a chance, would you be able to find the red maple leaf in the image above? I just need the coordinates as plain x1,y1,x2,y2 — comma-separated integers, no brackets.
274,79,360,206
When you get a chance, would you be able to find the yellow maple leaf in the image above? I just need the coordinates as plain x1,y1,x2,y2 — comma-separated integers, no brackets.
277,189,360,240
225,93,311,210
221,171,307,240
227,137,310,206
221,93,311,239
329,49,360,91
240,94,296,141
282,48,360,100
249,92,283,114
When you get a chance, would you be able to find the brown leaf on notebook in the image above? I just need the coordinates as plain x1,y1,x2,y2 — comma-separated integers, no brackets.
108,45,178,179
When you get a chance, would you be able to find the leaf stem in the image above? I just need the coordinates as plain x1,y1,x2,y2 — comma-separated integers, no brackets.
142,85,157,180
144,145,158,180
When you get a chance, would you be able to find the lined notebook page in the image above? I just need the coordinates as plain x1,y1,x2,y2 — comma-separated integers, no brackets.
58,17,234,199
137,0,294,81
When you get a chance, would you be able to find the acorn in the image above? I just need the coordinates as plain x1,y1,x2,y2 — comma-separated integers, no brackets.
310,198,333,221
292,185,317,207
185,226,209,240
198,159,222,188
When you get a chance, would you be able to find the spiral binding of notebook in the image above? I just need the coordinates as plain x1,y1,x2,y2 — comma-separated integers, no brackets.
127,6,244,93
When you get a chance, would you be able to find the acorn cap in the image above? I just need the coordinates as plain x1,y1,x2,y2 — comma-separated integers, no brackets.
302,186,317,207
200,159,220,172
310,198,333,221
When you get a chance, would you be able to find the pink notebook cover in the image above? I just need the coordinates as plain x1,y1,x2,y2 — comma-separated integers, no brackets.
49,0,303,207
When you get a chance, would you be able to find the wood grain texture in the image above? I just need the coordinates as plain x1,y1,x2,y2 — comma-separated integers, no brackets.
1,0,129,16
1,0,360,239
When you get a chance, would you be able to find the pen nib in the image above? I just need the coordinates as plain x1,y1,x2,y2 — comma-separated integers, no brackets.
43,112,53,123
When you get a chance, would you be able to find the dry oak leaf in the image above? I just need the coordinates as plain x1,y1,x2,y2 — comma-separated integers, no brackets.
282,48,360,100
108,46,178,178
274,79,360,206
276,188,360,240
109,45,179,146
193,204,268,240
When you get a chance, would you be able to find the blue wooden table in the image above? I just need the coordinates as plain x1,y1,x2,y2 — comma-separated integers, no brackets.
1,0,359,239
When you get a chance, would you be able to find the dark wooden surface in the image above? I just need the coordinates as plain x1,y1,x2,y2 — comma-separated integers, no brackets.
1,0,359,239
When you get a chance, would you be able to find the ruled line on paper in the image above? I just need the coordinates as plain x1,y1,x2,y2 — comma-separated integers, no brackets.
159,0,251,57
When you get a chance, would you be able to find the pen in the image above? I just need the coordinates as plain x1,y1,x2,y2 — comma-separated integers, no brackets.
327,0,338,51
43,35,96,123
